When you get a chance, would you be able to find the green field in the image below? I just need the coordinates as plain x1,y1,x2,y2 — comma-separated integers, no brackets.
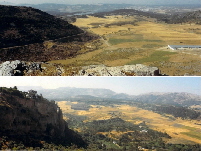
181,126,201,140
109,38,163,45
127,51,178,65
91,48,141,62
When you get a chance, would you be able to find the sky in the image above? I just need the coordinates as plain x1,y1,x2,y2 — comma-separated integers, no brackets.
0,77,200,95
0,0,200,5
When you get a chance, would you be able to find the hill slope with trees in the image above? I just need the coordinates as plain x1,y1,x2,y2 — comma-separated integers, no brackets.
0,5,98,62
0,5,84,48
0,87,86,150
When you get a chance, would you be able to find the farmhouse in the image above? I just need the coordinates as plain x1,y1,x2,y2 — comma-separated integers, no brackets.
168,45,201,50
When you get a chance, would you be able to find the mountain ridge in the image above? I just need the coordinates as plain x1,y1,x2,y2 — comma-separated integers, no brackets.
18,86,201,107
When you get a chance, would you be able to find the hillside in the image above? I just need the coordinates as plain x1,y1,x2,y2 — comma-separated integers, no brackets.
0,5,98,62
92,9,170,22
0,87,86,149
0,5,84,48
168,10,201,24
92,9,201,25
134,92,201,107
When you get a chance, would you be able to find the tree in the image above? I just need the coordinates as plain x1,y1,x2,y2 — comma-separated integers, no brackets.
13,86,18,90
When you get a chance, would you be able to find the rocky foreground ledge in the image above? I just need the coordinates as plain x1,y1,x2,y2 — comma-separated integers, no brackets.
76,64,162,76
0,60,163,76
0,60,42,76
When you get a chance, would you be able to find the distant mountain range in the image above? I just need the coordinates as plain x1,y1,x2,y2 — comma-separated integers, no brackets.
0,2,14,5
134,92,201,106
18,86,117,100
18,86,201,107
29,3,132,14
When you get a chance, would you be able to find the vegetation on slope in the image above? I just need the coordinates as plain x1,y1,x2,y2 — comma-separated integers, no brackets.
0,5,98,62
168,10,201,24
0,87,87,150
0,5,83,48
65,113,201,151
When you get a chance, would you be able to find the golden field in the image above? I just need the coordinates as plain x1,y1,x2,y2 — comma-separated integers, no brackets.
58,101,201,145
49,15,201,75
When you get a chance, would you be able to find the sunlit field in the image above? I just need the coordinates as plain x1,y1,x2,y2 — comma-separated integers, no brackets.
49,15,201,75
58,101,201,144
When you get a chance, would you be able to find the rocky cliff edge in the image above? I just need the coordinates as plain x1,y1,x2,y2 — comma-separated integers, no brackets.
0,87,86,148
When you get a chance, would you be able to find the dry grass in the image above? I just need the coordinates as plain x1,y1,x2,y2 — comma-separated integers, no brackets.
44,15,201,75
57,102,201,144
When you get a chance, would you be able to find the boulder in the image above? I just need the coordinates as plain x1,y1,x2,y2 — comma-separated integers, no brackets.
0,60,42,76
77,64,161,76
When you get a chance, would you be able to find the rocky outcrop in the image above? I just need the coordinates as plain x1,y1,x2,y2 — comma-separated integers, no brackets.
77,64,161,76
0,61,163,76
0,60,42,76
0,87,86,147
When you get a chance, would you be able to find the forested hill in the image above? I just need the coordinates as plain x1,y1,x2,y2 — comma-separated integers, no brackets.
0,87,86,149
167,10,201,24
92,9,169,21
0,5,84,48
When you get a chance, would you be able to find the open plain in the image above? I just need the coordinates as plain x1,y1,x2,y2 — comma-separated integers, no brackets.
58,101,201,145
50,15,201,76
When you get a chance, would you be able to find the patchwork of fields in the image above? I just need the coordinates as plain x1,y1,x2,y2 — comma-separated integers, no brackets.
58,101,201,145
49,15,201,75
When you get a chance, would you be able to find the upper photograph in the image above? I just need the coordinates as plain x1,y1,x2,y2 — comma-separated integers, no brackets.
0,0,201,76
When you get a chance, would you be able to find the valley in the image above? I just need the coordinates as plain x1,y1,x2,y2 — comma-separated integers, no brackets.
57,100,201,150
0,4,201,76
49,13,201,76
0,83,201,150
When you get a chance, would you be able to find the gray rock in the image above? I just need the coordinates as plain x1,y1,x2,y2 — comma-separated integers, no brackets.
10,60,22,69
76,64,161,76
0,60,42,76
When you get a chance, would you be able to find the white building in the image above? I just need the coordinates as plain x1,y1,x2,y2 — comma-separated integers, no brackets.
168,45,201,50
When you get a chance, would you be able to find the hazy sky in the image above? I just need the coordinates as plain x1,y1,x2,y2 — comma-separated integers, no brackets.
0,77,200,95
1,0,200,5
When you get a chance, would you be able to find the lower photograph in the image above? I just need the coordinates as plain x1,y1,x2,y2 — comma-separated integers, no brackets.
0,77,201,151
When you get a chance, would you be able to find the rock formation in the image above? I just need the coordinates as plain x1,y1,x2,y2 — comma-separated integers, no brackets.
0,60,42,76
0,87,86,148
77,64,161,76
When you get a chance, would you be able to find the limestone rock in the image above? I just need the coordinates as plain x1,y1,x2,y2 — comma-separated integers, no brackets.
77,64,161,76
0,60,42,76
0,88,86,147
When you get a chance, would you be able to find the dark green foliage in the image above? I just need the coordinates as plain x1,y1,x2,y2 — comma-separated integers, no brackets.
167,10,201,24
66,114,172,150
0,87,24,98
65,113,201,150
135,102,201,120
92,9,169,22
153,105,201,119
